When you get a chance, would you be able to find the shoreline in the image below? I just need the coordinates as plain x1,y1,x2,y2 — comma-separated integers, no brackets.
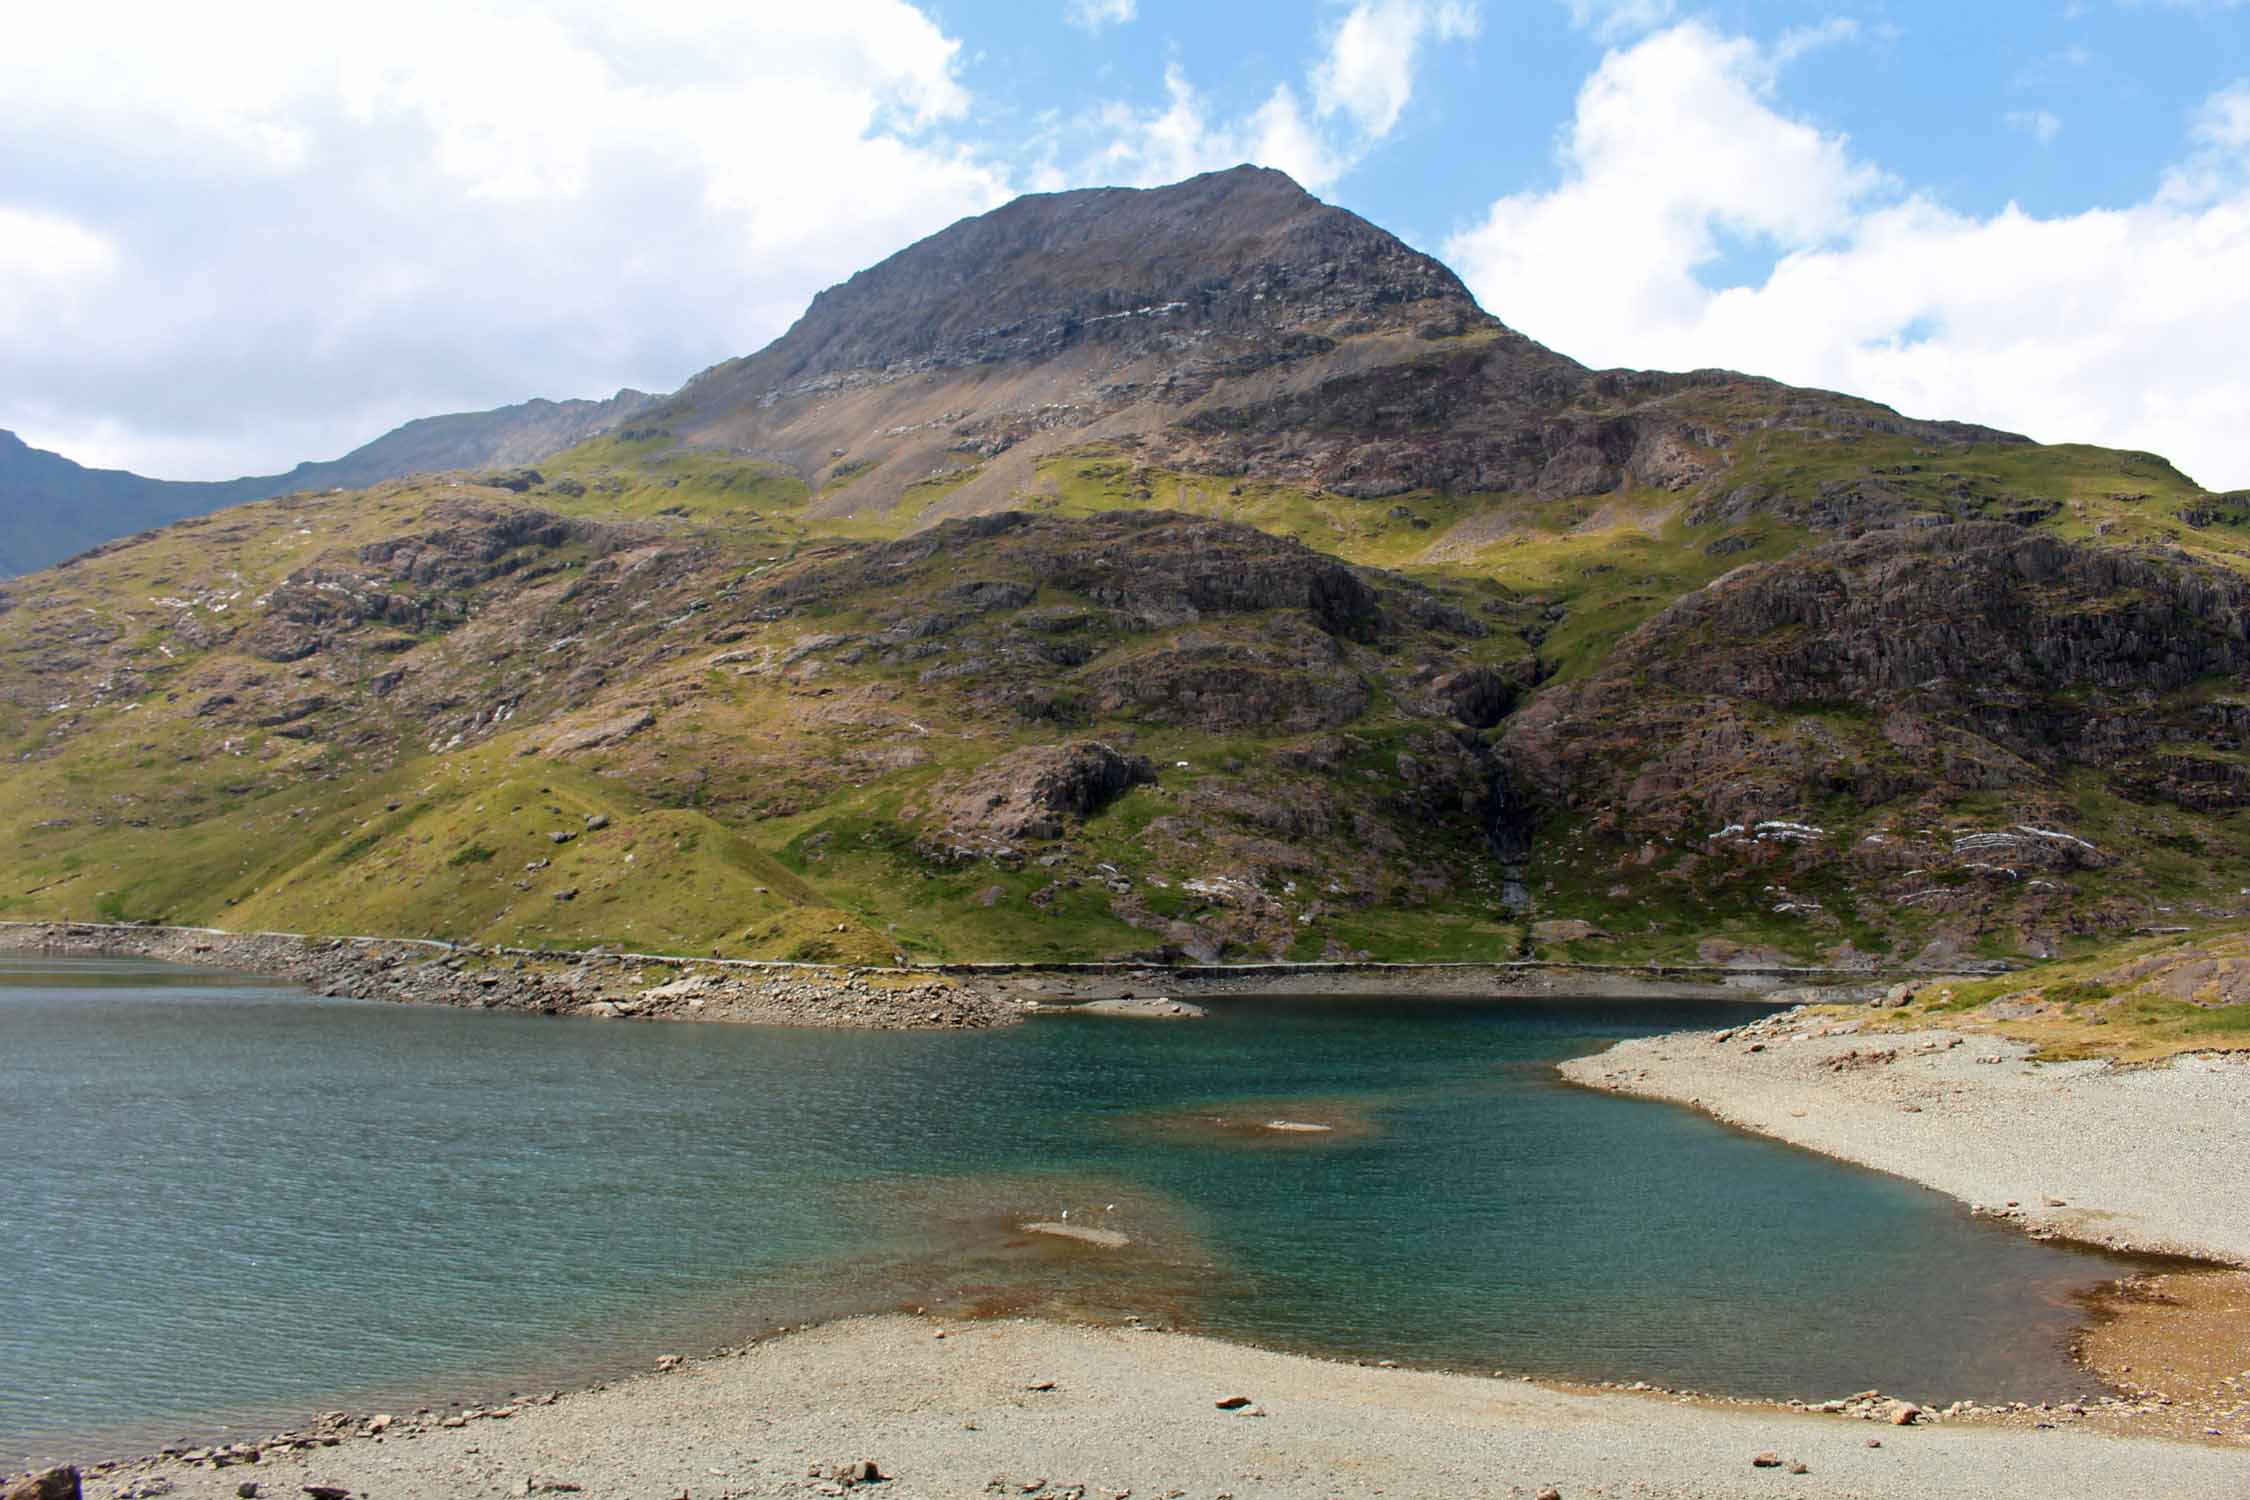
32,1313,2249,1500
1556,1002,2250,1267
0,919,1849,1032
13,945,2245,1493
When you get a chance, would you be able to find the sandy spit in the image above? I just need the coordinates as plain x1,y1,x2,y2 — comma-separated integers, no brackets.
69,1316,2250,1500
1558,1007,2250,1266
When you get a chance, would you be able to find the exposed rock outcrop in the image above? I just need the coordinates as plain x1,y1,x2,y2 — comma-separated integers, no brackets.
932,741,1157,849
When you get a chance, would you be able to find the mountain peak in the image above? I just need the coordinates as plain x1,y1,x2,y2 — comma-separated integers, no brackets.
681,167,1486,408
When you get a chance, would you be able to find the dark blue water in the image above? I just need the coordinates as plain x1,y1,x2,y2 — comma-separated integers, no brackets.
0,958,2130,1466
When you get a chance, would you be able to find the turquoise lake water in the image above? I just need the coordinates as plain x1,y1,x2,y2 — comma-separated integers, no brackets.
0,957,2136,1466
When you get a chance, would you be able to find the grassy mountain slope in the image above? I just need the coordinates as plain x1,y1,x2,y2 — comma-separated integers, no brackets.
4,167,2247,968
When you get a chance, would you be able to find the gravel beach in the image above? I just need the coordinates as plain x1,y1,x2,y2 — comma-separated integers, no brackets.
1558,1007,2250,1265
57,1316,2250,1500
0,920,1786,1033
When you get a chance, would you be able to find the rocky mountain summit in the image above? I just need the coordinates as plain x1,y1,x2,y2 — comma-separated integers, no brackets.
689,166,1477,395
1,166,2245,966
655,167,2023,524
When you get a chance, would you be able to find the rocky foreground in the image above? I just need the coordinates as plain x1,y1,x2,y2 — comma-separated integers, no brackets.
1560,1003,2250,1266
19,1316,2249,1500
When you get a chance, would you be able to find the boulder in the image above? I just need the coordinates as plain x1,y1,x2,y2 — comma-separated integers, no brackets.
1,1468,80,1500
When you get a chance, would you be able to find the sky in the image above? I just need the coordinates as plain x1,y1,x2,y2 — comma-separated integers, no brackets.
4,1,2249,488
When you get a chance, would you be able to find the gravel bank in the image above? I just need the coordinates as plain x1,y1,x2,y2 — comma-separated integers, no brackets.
0,921,1797,1032
1559,1005,2250,1265
55,1316,2250,1500
0,923,1020,1030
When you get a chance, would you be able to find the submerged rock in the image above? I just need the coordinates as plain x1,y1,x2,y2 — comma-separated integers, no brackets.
1022,1220,1130,1248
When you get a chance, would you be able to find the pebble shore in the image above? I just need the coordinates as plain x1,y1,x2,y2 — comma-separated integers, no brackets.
0,923,1020,1030
0,921,1785,1033
26,1316,2250,1500
1558,1002,2250,1266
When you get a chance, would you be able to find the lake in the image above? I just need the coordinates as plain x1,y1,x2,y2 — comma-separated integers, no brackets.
0,956,2132,1466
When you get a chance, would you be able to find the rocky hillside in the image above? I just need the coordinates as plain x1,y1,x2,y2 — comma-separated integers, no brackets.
1829,920,2250,1062
0,390,656,577
1,166,2245,966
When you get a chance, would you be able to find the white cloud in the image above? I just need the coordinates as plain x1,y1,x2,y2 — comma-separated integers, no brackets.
1086,66,1343,191
1447,25,1882,336
0,0,1009,477
8,0,1488,476
1562,0,1676,41
1446,24,2250,489
1314,0,1480,139
0,206,121,340
1085,1,1469,195
1067,0,1137,30
2196,80,2250,151
0,206,119,286
2008,108,2064,144
1772,17,1862,65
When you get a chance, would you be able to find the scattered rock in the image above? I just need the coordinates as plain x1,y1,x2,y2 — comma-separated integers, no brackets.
1891,1404,1923,1426
1750,1451,1782,1468
544,708,655,756
1214,1395,1254,1410
1,1469,80,1500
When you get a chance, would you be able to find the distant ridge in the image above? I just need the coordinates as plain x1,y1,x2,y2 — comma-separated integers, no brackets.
0,388,658,576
